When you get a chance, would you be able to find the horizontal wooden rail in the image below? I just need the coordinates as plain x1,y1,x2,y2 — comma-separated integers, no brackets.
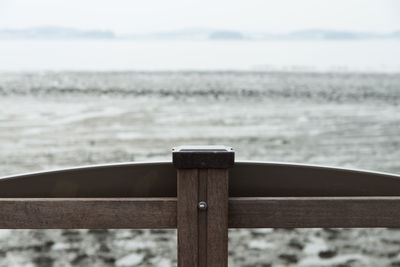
1,197,400,229
229,197,400,228
0,198,177,229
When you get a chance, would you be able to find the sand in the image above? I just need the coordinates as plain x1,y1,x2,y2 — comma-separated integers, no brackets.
0,71,399,266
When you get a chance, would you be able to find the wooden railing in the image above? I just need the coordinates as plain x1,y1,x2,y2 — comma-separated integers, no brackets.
1,145,400,266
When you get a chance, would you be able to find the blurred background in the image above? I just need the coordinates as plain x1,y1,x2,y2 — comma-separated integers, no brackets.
0,0,400,266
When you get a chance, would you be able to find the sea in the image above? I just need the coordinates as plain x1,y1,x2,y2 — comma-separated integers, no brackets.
0,39,399,72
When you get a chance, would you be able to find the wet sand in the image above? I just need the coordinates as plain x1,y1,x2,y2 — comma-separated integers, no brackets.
0,71,399,266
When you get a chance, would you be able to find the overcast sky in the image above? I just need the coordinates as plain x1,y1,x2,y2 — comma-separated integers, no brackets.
0,0,399,34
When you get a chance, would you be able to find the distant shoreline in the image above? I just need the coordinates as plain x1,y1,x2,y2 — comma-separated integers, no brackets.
1,27,399,41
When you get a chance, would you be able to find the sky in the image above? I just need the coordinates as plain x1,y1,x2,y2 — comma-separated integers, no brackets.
0,0,399,34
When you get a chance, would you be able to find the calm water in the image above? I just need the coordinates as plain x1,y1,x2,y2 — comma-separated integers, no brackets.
0,40,400,72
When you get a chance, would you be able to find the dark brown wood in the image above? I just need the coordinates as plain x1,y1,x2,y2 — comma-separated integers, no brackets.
3,196,400,229
0,162,176,197
0,198,176,229
177,169,198,267
230,162,400,197
176,169,229,267
175,146,232,267
198,169,208,267
229,197,400,228
207,169,229,267
2,161,400,198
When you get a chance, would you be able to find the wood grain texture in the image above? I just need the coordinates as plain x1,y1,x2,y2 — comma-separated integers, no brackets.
2,196,399,230
0,162,176,198
207,169,228,267
177,169,198,267
198,169,208,267
0,198,176,229
230,162,400,197
177,168,229,267
229,197,400,228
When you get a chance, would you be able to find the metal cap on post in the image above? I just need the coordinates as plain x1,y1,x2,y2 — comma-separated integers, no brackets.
173,145,234,169
173,145,234,267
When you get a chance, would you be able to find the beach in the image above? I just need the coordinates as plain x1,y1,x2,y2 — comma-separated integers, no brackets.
0,71,399,266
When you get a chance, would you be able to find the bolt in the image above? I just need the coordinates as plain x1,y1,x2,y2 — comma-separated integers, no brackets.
198,201,208,211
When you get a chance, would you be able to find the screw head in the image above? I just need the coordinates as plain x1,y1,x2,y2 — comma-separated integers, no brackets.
198,201,208,210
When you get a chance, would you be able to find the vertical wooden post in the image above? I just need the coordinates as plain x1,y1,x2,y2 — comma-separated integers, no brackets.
173,146,234,267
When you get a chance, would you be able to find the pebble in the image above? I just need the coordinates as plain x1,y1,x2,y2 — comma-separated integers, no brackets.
319,249,337,259
248,240,273,250
116,253,144,266
279,253,298,264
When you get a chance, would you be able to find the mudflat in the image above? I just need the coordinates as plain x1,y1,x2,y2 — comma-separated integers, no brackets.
0,71,399,266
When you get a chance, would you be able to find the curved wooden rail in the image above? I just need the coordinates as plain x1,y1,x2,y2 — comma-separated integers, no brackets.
0,162,176,197
230,162,400,197
1,161,399,197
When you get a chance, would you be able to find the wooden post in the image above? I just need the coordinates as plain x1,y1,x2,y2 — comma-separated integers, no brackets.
173,146,234,267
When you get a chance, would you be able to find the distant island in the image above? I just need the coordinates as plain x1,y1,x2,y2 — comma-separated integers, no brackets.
209,31,244,40
0,26,399,41
0,27,115,39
